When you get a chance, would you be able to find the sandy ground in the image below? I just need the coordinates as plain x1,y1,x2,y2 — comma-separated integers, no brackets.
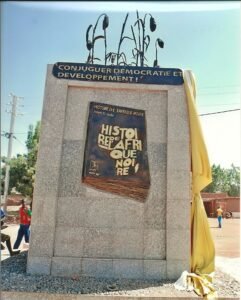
208,217,240,258
208,217,240,282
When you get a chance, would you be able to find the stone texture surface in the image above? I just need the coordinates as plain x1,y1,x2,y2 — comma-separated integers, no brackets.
144,229,166,259
51,257,81,277
49,257,168,280
34,156,62,197
167,141,190,171
148,143,167,174
84,228,113,258
112,229,143,259
28,65,68,271
56,197,87,227
166,229,190,261
82,258,113,278
167,199,190,230
28,66,190,280
31,196,57,227
167,170,191,200
167,88,189,143
113,259,143,279
147,174,166,203
58,140,85,197
28,225,55,257
167,259,191,280
34,66,68,199
143,260,167,279
113,199,144,229
144,194,166,230
27,256,51,275
85,199,115,228
54,226,85,257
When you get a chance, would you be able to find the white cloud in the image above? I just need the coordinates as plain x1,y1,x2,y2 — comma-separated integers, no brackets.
15,1,240,13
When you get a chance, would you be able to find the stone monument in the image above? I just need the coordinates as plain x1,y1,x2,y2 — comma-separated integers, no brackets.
27,63,190,280
27,12,191,280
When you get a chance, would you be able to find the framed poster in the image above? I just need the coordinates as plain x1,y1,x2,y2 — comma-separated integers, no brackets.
82,102,150,201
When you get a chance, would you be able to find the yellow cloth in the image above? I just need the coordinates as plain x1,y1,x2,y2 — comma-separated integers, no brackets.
183,70,217,298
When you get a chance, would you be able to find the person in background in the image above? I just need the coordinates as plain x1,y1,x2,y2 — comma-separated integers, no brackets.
1,208,20,256
216,206,223,228
13,199,32,249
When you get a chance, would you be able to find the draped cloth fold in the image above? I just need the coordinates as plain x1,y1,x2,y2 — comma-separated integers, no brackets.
174,70,217,298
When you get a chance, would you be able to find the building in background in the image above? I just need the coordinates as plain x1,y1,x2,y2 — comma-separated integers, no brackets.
202,192,240,218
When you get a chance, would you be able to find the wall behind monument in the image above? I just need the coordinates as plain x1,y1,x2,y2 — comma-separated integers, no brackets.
27,64,191,280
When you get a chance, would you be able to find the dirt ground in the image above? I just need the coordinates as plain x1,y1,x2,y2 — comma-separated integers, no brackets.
208,217,240,258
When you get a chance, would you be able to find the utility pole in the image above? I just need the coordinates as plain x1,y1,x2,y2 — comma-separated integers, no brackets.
2,93,23,214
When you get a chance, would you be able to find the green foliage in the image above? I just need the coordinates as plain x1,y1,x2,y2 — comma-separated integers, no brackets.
203,164,240,196
1,121,41,198
226,165,240,196
1,154,28,195
26,121,41,167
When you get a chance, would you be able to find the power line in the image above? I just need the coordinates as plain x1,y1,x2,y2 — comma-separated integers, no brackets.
198,103,239,108
198,85,240,90
15,137,26,147
1,131,27,135
199,91,240,96
199,109,240,116
10,132,27,135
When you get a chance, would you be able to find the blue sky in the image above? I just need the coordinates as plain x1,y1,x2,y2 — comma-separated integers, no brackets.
1,1,240,167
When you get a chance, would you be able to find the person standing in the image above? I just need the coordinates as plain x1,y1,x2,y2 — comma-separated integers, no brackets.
216,206,223,228
13,199,32,249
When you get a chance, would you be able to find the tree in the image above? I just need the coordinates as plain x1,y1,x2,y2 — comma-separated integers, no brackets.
24,121,41,197
26,121,41,167
226,164,240,196
1,121,41,198
1,154,28,195
203,164,240,196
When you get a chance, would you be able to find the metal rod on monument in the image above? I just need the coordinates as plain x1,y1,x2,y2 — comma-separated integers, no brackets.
3,93,24,214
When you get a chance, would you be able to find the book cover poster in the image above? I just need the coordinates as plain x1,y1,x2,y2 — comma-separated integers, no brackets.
82,102,150,201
